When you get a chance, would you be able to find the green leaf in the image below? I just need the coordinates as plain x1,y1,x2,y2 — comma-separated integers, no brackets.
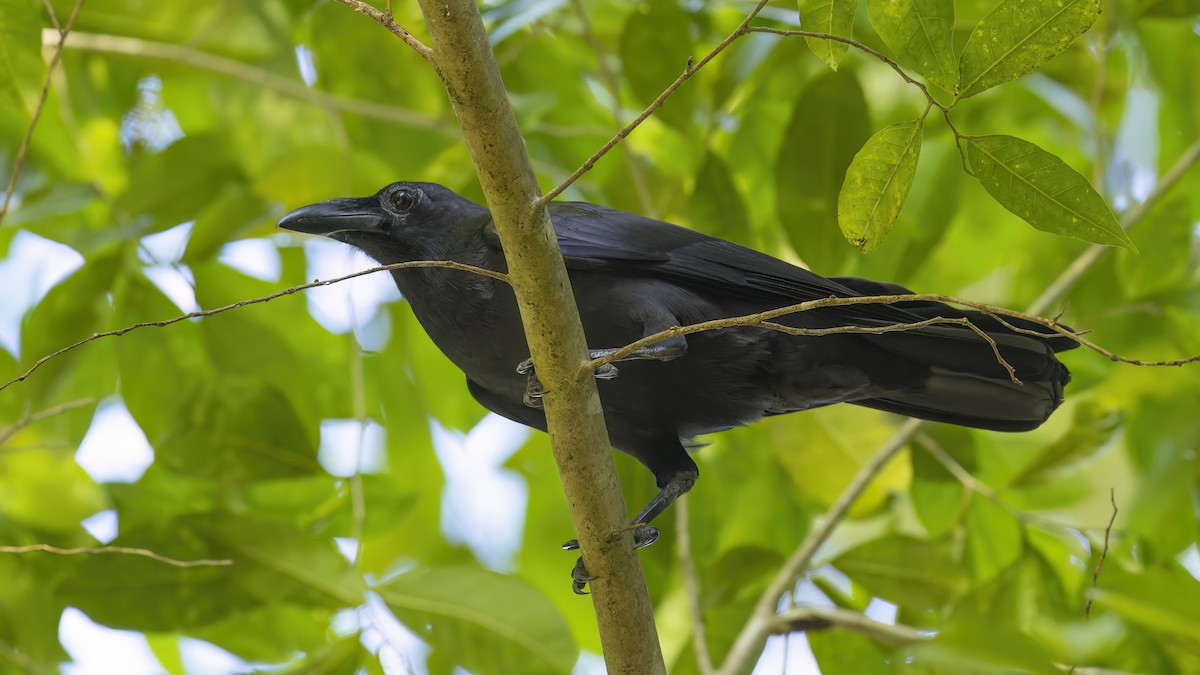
189,603,335,663
838,118,924,252
911,620,1059,674
0,0,42,110
204,516,364,607
964,494,1023,583
1095,565,1200,640
867,0,957,90
1123,0,1200,18
155,378,322,483
19,251,122,405
958,0,1101,97
965,135,1135,250
835,536,967,610
1117,199,1193,299
1025,525,1087,597
115,274,214,442
181,185,273,264
116,134,244,233
775,72,870,273
619,1,696,130
0,450,107,532
799,0,857,70
809,631,890,673
1012,400,1122,485
766,406,911,516
690,152,751,245
379,565,578,675
910,435,966,539
61,520,250,631
279,634,364,674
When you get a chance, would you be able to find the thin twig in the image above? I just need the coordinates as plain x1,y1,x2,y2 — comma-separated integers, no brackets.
539,0,773,204
56,31,455,137
1084,488,1118,619
0,544,232,567
0,260,506,393
332,0,434,64
771,605,930,646
677,495,715,675
41,0,61,32
0,398,96,446
568,0,656,216
0,0,85,226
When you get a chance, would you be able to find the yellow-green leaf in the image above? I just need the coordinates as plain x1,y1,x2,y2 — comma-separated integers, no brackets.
799,0,857,70
867,0,957,91
965,135,1135,250
838,118,924,252
958,0,1101,97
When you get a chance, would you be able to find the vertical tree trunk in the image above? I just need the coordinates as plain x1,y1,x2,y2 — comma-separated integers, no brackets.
414,1,668,671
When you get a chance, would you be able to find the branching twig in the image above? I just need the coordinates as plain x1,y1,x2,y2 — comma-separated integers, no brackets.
0,398,96,446
56,31,455,137
540,16,982,204
0,260,506,393
0,544,232,567
332,0,434,64
539,0,773,204
0,0,85,226
746,27,966,157
586,292,1200,380
1084,488,1118,619
677,495,715,675
714,418,921,675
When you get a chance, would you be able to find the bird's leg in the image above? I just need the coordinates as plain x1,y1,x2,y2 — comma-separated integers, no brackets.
563,464,698,594
517,335,684,408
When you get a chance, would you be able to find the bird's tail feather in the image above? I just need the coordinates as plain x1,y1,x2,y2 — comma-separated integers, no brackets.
851,304,1073,432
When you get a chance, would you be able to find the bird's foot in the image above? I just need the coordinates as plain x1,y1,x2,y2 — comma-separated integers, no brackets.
517,358,544,408
562,525,660,594
517,358,619,409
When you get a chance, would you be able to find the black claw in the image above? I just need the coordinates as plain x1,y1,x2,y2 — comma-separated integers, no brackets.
572,557,596,595
633,525,659,549
594,363,619,380
522,363,544,408
523,395,543,408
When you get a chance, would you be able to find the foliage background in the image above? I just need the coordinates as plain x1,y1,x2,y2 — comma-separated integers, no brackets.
1,0,1199,672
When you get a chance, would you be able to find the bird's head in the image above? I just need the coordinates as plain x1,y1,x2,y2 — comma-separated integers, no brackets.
277,181,488,261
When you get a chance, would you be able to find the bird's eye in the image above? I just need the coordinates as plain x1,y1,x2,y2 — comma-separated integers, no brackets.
389,189,416,212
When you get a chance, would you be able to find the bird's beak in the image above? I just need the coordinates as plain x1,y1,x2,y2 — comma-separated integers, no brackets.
277,196,386,237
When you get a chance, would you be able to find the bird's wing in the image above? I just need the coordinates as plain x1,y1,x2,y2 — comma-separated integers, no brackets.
540,202,927,328
482,202,1066,363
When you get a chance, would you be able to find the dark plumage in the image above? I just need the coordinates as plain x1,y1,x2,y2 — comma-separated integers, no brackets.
280,181,1074,588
